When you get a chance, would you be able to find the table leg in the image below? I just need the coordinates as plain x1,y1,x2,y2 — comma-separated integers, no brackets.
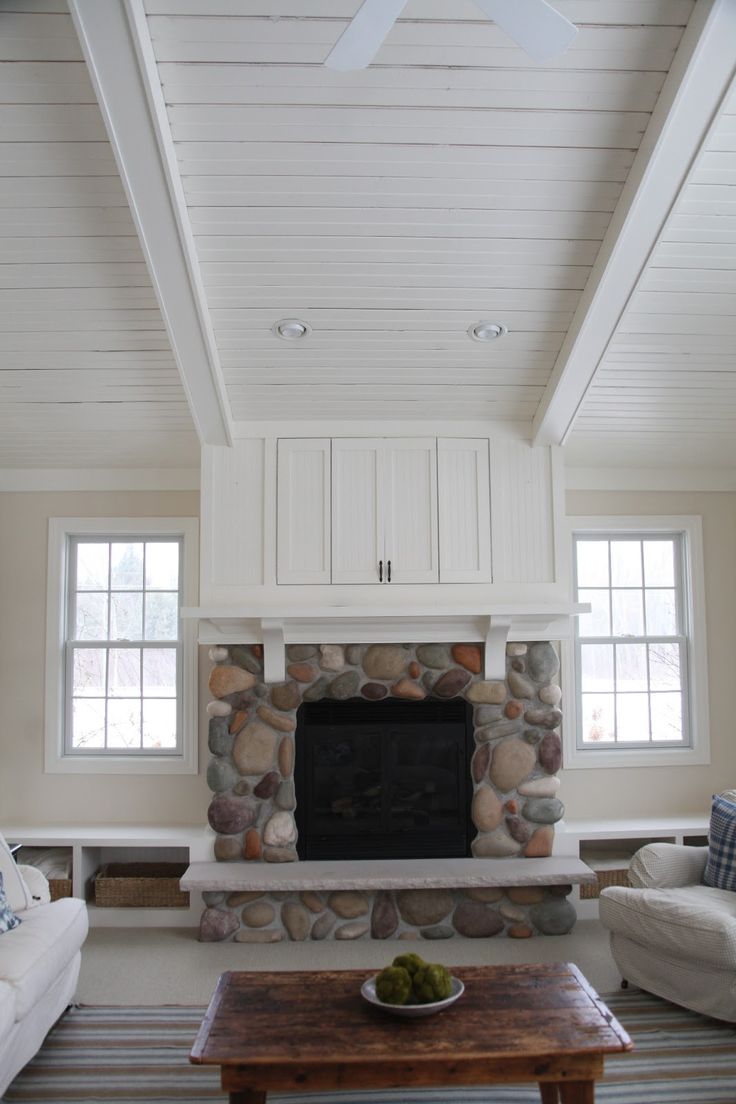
228,1092,266,1104
559,1082,595,1103
538,1083,560,1103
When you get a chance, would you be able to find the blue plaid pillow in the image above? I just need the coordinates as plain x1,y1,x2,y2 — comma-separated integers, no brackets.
703,793,736,891
0,871,22,933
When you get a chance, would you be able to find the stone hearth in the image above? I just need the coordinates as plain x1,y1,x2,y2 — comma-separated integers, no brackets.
202,641,567,941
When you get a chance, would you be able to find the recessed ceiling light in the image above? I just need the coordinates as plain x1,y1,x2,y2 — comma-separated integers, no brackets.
468,321,508,342
272,318,311,340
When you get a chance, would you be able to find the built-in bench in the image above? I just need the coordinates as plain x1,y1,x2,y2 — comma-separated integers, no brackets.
182,856,596,893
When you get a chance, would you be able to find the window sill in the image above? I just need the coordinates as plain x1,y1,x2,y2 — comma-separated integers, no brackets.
561,742,710,770
44,753,197,776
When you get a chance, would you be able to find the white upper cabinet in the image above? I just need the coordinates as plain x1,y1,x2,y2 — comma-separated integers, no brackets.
277,438,331,584
332,438,438,584
331,438,385,584
437,438,492,583
383,438,438,584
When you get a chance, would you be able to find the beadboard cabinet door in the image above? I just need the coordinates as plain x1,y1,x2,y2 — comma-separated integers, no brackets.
383,438,439,583
277,438,331,584
437,438,492,582
331,438,385,583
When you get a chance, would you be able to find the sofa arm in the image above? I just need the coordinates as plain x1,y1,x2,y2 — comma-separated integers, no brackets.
628,842,708,889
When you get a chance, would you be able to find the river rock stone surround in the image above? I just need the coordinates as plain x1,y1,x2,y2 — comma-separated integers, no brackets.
202,641,569,941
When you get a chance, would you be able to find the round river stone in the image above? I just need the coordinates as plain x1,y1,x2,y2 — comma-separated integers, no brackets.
433,668,471,698
199,908,239,943
233,721,277,776
207,793,256,835
489,738,536,792
527,642,559,682
371,893,399,939
396,889,453,927
471,785,503,832
453,901,504,938
466,681,506,705
362,644,407,680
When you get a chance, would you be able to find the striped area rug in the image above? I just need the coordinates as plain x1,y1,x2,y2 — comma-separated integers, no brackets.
4,991,736,1104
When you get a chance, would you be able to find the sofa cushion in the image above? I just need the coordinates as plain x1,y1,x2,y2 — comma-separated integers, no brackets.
0,897,88,1020
600,883,736,970
704,793,736,891
0,981,16,1041
0,833,32,913
0,873,22,934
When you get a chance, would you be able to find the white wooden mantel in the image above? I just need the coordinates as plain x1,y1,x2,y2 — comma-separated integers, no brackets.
181,604,587,683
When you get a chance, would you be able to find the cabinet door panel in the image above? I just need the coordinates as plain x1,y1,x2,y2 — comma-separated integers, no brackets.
332,439,384,584
384,438,438,583
438,438,492,583
277,439,331,584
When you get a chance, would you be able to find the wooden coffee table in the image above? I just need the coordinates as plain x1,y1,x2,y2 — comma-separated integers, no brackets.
190,963,632,1104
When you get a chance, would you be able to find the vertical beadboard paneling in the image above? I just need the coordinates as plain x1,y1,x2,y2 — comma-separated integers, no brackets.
276,438,331,584
437,438,491,582
202,439,264,597
384,438,438,583
489,439,554,584
331,438,383,583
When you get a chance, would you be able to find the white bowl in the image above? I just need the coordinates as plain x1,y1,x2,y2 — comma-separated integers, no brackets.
360,974,464,1017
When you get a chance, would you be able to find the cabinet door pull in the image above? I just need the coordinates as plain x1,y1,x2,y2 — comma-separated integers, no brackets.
378,559,383,582
387,559,392,583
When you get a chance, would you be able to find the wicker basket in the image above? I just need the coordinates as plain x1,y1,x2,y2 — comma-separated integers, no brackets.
48,878,73,902
93,862,189,908
579,867,631,899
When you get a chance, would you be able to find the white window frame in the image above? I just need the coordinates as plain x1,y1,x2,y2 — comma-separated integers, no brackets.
45,517,199,775
562,515,710,770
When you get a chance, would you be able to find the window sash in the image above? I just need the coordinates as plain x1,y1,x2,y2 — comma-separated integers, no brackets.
573,532,691,751
63,536,184,757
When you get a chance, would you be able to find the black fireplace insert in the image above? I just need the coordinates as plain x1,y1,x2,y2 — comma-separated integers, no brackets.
294,697,474,861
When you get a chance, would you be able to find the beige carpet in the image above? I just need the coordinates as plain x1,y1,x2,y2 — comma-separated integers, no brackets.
77,918,620,1004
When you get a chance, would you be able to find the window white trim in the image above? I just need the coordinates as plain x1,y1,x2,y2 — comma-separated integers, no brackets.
562,515,710,770
45,517,199,775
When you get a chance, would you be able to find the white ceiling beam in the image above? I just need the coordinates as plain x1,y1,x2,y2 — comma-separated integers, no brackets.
68,0,232,447
533,0,736,447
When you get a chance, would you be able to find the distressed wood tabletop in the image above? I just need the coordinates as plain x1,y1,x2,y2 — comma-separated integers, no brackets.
191,962,632,1104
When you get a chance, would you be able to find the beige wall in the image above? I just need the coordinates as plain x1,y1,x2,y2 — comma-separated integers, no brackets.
563,489,736,819
0,490,211,827
1,486,731,830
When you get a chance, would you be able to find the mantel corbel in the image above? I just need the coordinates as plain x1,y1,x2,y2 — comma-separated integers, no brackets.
482,616,512,680
260,618,286,684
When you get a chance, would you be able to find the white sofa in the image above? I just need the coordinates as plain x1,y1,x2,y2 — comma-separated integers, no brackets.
0,843,88,1096
599,842,736,1022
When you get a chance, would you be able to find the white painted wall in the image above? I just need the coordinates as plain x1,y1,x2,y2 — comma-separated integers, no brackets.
0,490,210,827
563,489,736,818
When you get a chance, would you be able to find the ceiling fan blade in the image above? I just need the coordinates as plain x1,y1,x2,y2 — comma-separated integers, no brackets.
325,0,408,71
473,0,577,63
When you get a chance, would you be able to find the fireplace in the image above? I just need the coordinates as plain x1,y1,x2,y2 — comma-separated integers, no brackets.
294,697,474,861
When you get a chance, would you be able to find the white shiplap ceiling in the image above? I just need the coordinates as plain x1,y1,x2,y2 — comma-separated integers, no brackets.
567,73,736,469
4,0,736,472
0,0,199,469
144,0,690,424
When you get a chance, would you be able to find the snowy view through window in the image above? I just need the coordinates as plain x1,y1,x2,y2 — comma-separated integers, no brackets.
68,539,181,752
574,535,687,747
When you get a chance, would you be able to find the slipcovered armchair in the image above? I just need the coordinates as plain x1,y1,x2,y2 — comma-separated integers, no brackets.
599,842,736,1022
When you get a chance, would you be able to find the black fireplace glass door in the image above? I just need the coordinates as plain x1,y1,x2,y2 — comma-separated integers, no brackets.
295,698,473,860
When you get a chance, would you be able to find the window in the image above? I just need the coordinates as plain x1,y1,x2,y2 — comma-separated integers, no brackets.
564,516,709,769
45,518,198,774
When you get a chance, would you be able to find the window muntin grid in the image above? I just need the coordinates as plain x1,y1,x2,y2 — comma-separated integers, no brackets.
573,534,690,749
64,537,182,755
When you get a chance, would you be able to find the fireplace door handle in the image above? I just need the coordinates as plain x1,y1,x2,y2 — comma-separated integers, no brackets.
378,559,383,582
387,559,392,583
